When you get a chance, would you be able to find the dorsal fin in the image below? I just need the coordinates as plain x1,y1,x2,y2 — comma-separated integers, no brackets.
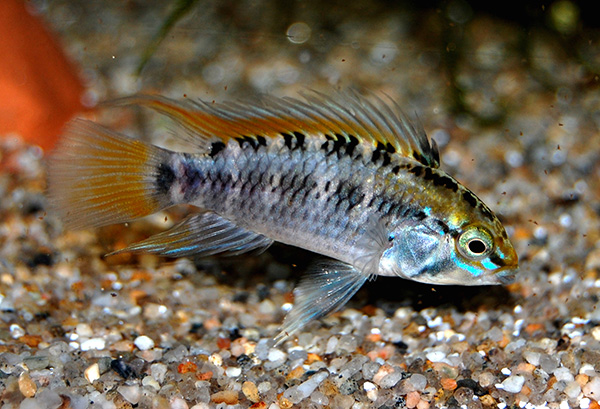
112,91,440,168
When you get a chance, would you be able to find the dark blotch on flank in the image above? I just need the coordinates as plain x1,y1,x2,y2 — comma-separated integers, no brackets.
462,190,479,208
156,162,175,195
346,135,359,156
409,165,423,177
209,141,226,158
293,131,306,148
256,135,267,146
282,133,294,149
234,136,258,149
433,175,459,192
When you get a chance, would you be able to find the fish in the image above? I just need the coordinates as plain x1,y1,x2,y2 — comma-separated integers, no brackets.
47,91,519,342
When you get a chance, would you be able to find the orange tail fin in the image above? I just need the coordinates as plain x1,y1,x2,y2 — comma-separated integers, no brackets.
47,119,172,229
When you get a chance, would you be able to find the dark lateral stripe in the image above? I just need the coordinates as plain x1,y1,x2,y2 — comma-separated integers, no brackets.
156,163,176,195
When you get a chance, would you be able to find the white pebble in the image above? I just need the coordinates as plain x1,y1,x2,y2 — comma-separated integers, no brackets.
142,375,160,391
118,385,141,404
554,367,574,382
9,323,25,339
580,364,597,376
170,397,189,409
134,335,155,351
258,381,272,393
326,337,338,354
583,376,600,399
500,375,525,393
258,299,276,314
296,371,328,399
591,326,600,341
267,348,287,362
76,323,94,337
80,338,106,351
363,381,378,401
425,351,446,363
226,367,242,377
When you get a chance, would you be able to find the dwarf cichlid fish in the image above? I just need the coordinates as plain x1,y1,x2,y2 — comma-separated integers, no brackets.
47,92,518,342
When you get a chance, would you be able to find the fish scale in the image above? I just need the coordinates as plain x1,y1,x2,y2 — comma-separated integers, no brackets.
47,91,518,342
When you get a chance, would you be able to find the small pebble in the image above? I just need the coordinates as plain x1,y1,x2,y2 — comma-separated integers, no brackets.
10,324,26,339
257,381,272,394
151,362,168,383
211,390,239,405
18,372,37,398
310,391,329,405
441,377,457,391
225,366,241,377
267,348,286,362
363,381,378,401
84,363,101,383
406,391,421,408
170,397,189,409
583,376,600,400
142,375,161,391
134,335,155,350
118,385,142,404
408,373,427,391
564,381,581,399
80,337,106,351
242,381,260,402
500,375,525,393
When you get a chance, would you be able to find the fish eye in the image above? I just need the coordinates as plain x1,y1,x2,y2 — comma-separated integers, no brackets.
457,226,493,260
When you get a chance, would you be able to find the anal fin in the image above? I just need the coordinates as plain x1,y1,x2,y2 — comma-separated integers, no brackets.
275,260,371,344
107,212,273,258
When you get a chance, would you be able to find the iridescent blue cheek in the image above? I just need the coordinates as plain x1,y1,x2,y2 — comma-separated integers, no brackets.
480,258,501,271
450,250,484,277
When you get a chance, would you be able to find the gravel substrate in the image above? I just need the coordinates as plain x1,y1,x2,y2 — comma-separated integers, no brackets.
2,1,600,408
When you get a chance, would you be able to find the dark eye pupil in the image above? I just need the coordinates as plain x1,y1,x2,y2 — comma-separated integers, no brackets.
468,239,486,254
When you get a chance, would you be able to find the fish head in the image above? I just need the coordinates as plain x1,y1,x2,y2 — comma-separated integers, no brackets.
380,214,518,286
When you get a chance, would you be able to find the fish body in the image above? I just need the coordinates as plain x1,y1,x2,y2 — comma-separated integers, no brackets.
48,92,518,341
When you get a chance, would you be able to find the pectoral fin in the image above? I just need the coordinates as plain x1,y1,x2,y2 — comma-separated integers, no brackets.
108,212,273,258
275,260,371,344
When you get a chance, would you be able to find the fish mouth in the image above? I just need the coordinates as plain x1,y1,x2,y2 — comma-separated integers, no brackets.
495,267,518,285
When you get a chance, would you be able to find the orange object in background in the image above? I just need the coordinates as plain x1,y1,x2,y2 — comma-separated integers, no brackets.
0,0,86,152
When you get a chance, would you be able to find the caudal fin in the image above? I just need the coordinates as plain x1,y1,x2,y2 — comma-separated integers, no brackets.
47,119,172,229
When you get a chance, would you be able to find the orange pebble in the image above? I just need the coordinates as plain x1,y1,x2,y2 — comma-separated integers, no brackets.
306,353,322,364
177,361,197,374
211,390,239,405
440,377,457,391
131,271,152,282
196,371,213,381
250,403,267,409
576,374,589,387
287,365,305,380
217,337,231,350
590,401,600,409
524,323,544,334
406,391,421,408
366,332,382,342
